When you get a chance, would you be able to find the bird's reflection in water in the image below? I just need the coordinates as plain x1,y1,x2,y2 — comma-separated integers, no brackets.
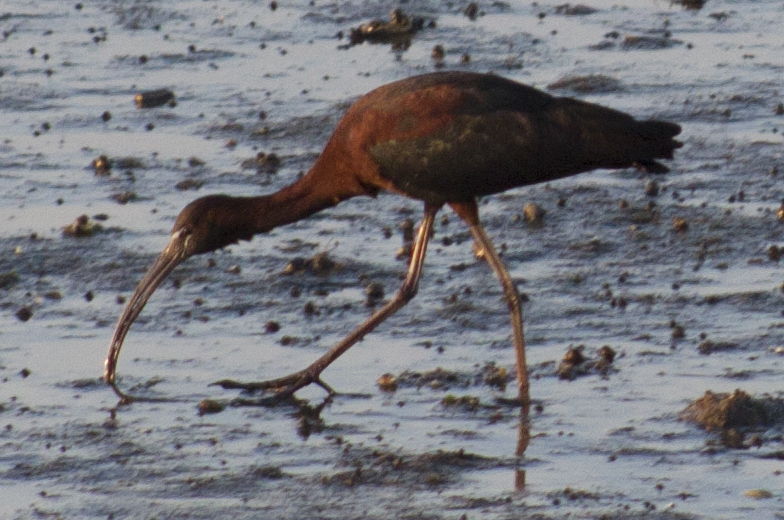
515,403,531,491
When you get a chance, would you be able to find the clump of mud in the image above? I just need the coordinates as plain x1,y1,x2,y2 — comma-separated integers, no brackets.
343,8,432,49
621,35,683,50
386,362,510,391
680,390,780,430
556,345,616,380
282,252,341,276
240,151,281,173
554,4,598,16
590,33,683,51
62,214,103,237
680,390,784,448
547,74,622,93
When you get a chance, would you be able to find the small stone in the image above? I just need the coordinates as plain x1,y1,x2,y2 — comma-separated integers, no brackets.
198,399,226,415
92,155,111,176
743,489,773,499
365,282,384,304
671,324,685,340
672,217,688,233
555,4,598,15
309,252,337,275
188,157,206,168
399,218,415,243
463,2,479,20
134,88,176,109
431,44,445,61
523,202,545,224
111,191,137,204
15,307,33,321
175,179,204,191
377,373,398,392
303,301,319,315
282,257,307,275
63,215,102,237
597,345,616,363
264,320,280,333
0,271,20,289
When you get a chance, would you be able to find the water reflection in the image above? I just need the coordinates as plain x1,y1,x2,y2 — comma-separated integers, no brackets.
515,403,530,491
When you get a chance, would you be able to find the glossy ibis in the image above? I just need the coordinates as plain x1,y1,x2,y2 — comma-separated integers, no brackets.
104,71,681,404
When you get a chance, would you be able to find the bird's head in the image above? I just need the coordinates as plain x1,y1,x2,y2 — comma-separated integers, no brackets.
104,194,254,394
172,194,256,256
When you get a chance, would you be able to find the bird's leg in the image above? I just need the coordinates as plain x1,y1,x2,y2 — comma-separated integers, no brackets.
470,223,529,403
449,201,530,407
214,203,441,397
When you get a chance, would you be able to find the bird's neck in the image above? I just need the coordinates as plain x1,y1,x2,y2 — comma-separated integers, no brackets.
245,166,361,234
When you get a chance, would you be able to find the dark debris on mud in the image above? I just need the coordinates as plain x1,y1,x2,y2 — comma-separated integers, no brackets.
385,362,511,392
555,344,617,380
343,8,432,49
547,74,623,94
323,446,501,489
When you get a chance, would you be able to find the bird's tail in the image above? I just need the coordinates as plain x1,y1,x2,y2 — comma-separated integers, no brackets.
631,120,682,173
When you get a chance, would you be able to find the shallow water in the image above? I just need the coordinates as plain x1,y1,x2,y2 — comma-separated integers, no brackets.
1,0,783,519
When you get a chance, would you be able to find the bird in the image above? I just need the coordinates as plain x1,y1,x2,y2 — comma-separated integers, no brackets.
104,70,681,405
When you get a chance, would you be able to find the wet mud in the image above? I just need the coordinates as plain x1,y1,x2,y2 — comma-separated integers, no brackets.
1,1,783,519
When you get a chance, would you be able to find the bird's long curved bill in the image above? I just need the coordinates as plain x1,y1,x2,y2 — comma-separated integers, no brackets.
104,240,184,388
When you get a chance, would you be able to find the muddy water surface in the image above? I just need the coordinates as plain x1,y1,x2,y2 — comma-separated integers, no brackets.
1,1,783,519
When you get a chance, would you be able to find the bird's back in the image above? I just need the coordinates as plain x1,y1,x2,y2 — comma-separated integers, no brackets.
316,71,681,205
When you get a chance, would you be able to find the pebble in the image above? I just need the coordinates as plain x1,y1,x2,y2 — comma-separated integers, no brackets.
376,373,398,392
16,307,33,322
264,320,280,333
523,202,545,224
134,88,176,109
672,217,688,232
197,399,226,415
92,155,111,176
365,282,384,304
743,489,773,499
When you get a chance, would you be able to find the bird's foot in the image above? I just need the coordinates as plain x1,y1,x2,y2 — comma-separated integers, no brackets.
212,368,335,398
108,379,136,405
106,377,184,404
